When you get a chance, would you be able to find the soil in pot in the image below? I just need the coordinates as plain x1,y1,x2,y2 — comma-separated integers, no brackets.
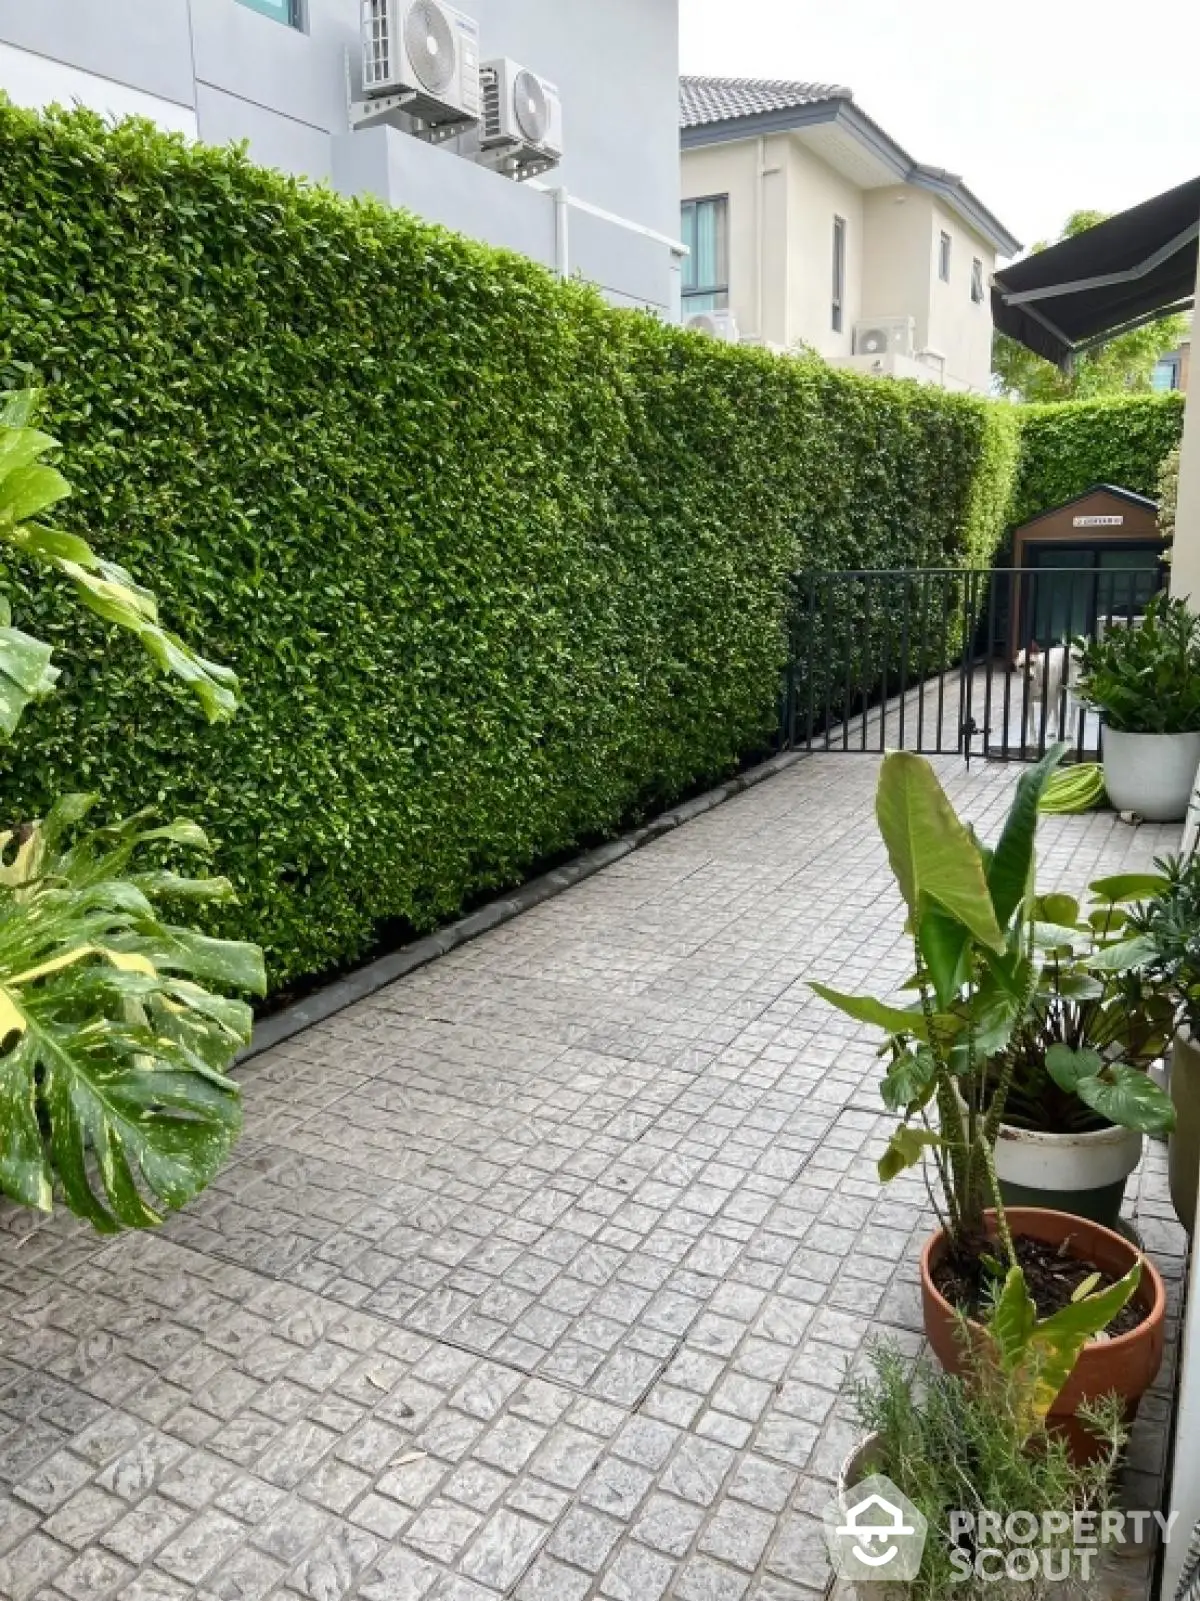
921,1209,1165,1465
931,1232,1147,1337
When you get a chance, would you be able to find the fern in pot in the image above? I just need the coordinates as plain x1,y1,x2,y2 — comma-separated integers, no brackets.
1074,593,1200,822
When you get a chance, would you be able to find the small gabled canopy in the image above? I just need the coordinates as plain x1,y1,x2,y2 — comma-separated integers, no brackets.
992,177,1199,368
1016,484,1160,530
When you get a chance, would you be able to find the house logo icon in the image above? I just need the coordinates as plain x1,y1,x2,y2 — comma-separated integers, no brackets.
824,1473,928,1583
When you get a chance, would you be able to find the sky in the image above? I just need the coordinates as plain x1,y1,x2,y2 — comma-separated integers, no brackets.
679,0,1200,256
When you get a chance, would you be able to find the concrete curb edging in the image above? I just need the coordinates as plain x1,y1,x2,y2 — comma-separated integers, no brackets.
241,748,805,1063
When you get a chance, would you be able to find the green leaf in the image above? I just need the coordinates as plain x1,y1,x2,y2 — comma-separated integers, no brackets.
1089,873,1171,905
0,789,263,1231
878,1125,946,1183
0,462,71,523
881,1048,938,1113
987,744,1066,929
1071,1272,1102,1303
989,1267,1037,1368
1032,1262,1141,1356
875,754,1003,1009
0,389,40,429
1031,921,1083,952
127,871,236,904
809,983,928,1039
1033,893,1080,928
990,1261,1143,1423
115,926,267,995
0,625,60,736
917,904,972,1012
1045,1043,1105,1092
1087,935,1156,974
1077,1065,1177,1135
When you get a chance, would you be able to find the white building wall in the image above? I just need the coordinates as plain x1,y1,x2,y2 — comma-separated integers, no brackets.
0,0,682,314
0,38,197,135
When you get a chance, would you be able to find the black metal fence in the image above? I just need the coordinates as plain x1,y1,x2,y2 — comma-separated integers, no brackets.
782,564,1168,762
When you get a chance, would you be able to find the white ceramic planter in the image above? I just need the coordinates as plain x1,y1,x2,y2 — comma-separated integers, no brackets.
1102,728,1200,822
834,1435,911,1601
994,1119,1143,1229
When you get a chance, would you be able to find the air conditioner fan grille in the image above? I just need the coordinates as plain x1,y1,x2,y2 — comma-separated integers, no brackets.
513,69,549,144
404,0,456,95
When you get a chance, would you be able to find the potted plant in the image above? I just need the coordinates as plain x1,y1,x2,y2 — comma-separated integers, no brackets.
839,1332,1129,1600
986,873,1175,1229
1127,853,1200,1232
813,748,1165,1452
1073,593,1200,822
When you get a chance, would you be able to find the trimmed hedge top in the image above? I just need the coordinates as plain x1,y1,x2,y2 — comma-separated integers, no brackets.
0,102,1026,986
1010,393,1184,530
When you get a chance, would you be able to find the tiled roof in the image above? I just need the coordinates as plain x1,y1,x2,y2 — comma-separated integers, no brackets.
680,76,850,130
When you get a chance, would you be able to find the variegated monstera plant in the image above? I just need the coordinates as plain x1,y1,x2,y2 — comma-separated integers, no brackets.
0,390,264,1231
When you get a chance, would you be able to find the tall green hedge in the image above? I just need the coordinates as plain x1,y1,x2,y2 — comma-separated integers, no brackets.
1010,393,1185,528
0,104,1018,987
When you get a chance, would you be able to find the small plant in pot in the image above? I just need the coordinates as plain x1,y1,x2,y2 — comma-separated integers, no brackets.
988,872,1175,1230
1127,852,1200,1232
1073,592,1200,822
813,748,1165,1457
840,1336,1128,1600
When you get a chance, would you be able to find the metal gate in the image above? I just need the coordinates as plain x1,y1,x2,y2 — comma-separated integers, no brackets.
781,564,1168,762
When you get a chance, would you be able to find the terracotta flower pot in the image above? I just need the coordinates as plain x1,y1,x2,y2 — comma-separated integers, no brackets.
919,1207,1165,1463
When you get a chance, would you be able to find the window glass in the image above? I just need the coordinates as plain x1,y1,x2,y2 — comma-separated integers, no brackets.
938,231,952,282
236,0,299,25
832,216,846,333
1151,358,1180,391
971,258,985,303
681,197,729,313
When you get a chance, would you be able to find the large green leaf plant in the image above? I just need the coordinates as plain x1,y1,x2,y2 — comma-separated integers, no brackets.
813,748,1142,1344
0,391,264,1231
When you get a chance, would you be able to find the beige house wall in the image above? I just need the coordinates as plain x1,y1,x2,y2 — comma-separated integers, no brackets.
926,197,999,392
682,137,1000,391
782,136,864,357
862,186,935,348
681,137,790,345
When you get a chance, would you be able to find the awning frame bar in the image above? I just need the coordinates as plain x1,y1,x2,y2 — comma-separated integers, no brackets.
1069,295,1196,356
999,219,1200,307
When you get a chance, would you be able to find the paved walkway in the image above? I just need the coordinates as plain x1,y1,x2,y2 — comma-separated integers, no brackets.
0,755,1186,1601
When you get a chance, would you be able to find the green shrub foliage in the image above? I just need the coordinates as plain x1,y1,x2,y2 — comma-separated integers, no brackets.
1010,393,1185,528
0,104,1018,986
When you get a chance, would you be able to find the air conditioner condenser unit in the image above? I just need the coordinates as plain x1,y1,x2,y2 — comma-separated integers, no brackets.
477,58,563,179
685,311,740,343
360,0,481,136
852,316,916,358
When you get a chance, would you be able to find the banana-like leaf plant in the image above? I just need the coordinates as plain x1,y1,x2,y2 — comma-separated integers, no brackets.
0,391,264,1230
987,1260,1142,1439
813,748,1173,1254
813,747,1067,1255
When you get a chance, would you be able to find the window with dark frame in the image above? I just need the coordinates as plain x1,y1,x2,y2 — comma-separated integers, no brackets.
681,196,730,314
971,258,985,304
938,231,952,282
832,216,846,333
236,0,301,26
